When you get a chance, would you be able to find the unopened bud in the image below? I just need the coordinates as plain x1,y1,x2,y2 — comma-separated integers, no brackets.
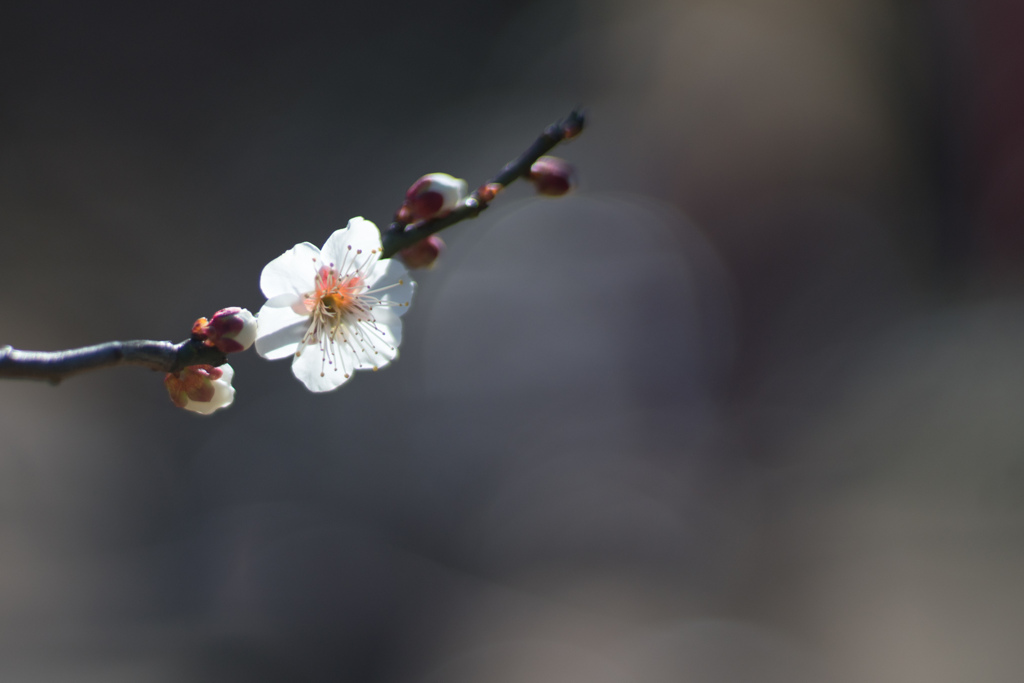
404,173,468,221
477,183,503,203
193,307,257,353
562,120,582,139
399,235,445,269
164,364,236,415
527,156,575,196
395,204,414,224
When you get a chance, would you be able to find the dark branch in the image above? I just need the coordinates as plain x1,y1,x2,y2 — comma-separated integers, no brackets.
0,339,227,384
380,107,585,258
0,108,586,386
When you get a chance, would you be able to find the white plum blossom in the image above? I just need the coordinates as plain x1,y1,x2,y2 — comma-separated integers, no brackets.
255,217,414,392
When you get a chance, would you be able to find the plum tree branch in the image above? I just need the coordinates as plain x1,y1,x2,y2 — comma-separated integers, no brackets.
0,108,585,384
0,340,227,384
380,107,585,258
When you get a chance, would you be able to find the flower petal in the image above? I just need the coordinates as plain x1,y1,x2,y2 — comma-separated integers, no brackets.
260,242,321,299
371,306,403,354
290,338,354,393
256,320,309,360
320,217,383,275
255,301,309,360
342,307,402,370
366,258,414,318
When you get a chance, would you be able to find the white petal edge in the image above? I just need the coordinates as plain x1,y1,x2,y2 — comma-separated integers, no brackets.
320,217,383,275
185,365,236,415
340,306,403,371
431,174,468,212
288,307,403,392
255,300,309,360
256,296,306,332
260,242,321,299
228,308,258,351
290,338,354,393
367,258,414,317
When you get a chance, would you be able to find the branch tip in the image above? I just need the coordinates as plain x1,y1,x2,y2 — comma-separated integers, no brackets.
381,107,586,258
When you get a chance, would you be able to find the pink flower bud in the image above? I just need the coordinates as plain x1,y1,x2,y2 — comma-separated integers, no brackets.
399,235,445,269
404,173,468,221
164,364,235,415
527,156,575,196
193,307,257,353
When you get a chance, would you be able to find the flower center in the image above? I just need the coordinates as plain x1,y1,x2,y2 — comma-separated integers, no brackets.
293,251,407,381
298,265,378,378
306,266,364,316
322,291,349,313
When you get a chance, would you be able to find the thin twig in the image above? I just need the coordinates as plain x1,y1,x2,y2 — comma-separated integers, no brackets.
380,107,585,258
0,340,227,384
0,109,586,385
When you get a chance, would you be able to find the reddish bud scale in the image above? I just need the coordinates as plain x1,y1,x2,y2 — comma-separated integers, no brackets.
407,190,445,221
477,183,503,203
165,362,236,415
402,173,468,222
164,374,190,408
404,176,431,200
214,338,246,353
192,317,209,340
208,307,245,336
399,235,445,269
395,205,414,224
193,307,257,353
165,364,222,406
189,365,220,401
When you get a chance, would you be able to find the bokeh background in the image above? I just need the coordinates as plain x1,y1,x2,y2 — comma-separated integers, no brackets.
2,1,1023,681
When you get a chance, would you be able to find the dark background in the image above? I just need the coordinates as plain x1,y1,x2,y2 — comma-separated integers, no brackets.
2,1,1024,681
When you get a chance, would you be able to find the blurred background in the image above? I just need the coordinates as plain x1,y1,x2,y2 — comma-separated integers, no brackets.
1,1,1023,680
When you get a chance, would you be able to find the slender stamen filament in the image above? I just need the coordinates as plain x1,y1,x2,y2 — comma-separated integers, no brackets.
291,246,406,382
